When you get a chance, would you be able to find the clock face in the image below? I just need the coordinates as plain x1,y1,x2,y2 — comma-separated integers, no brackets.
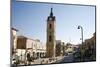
49,17,52,20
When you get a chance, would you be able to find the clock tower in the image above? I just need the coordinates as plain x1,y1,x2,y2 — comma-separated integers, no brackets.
46,8,56,58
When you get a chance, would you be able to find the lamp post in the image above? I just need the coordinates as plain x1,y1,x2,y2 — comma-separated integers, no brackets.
78,25,83,45
77,25,83,61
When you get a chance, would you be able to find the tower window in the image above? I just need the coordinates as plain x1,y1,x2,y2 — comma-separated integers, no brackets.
49,35,52,42
49,24,52,29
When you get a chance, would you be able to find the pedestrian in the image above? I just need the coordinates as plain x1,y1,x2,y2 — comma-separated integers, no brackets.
27,52,31,65
15,53,19,65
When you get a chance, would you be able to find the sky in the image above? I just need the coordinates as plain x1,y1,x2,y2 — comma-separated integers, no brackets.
11,0,96,45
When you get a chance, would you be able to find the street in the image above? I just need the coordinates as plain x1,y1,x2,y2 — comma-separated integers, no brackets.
57,53,74,63
16,56,64,66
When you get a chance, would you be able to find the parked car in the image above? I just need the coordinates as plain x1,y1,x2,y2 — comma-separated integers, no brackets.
73,51,81,62
68,51,73,55
65,53,68,56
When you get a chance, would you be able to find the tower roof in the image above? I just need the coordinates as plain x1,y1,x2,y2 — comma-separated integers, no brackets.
47,8,55,21
50,8,53,17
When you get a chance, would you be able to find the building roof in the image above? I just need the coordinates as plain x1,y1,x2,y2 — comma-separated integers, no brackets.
17,35,41,42
11,27,18,31
17,35,27,38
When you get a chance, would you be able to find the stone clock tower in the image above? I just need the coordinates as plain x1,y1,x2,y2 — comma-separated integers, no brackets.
46,8,56,58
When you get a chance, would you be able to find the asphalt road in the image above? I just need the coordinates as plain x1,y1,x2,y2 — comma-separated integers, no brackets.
58,53,74,63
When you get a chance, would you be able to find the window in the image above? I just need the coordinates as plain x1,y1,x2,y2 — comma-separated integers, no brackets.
49,35,52,42
13,36,15,40
49,24,52,29
31,43,33,48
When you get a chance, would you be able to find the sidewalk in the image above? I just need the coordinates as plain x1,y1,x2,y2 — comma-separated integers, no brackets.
18,56,64,65
31,56,64,64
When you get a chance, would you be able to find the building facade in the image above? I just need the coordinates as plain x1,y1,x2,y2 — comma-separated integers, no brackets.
65,43,79,53
46,8,56,58
56,40,62,57
11,27,18,54
17,36,46,61
83,32,96,60
55,40,66,56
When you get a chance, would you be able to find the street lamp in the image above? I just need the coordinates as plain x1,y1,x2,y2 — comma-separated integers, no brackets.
77,25,83,46
77,25,84,61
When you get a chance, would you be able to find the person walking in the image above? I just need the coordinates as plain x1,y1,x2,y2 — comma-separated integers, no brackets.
27,52,31,65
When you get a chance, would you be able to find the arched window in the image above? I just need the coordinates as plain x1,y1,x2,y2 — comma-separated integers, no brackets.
49,35,52,42
49,24,52,29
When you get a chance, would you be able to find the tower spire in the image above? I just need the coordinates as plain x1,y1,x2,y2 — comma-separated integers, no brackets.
50,8,53,17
